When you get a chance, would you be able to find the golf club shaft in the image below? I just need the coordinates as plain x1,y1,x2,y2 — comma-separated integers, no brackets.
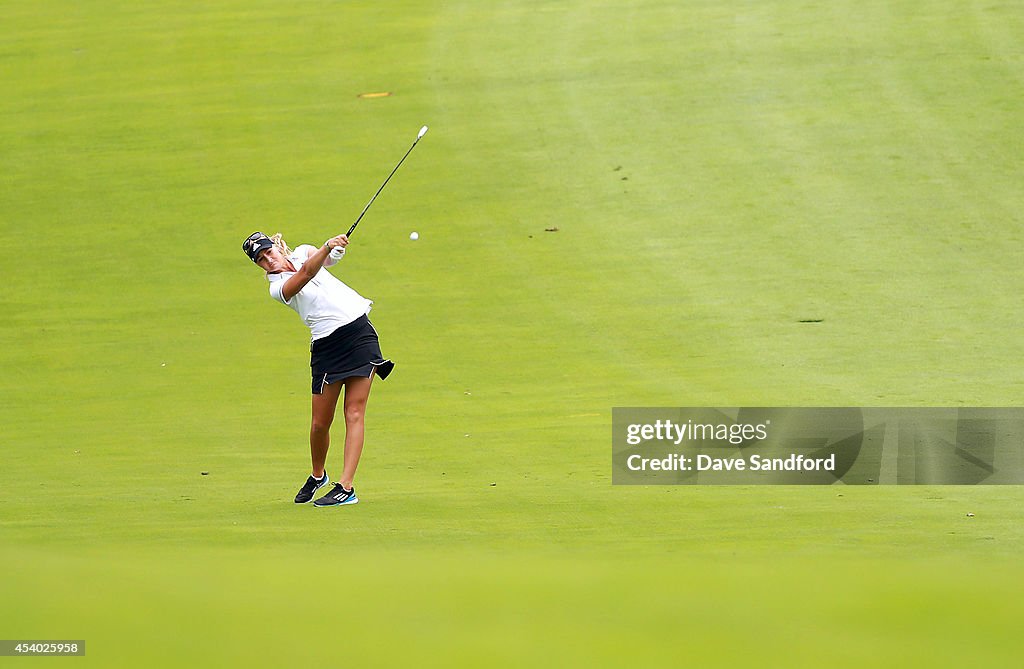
347,126,428,237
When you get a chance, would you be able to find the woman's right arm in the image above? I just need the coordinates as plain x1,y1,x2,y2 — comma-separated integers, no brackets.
280,236,349,301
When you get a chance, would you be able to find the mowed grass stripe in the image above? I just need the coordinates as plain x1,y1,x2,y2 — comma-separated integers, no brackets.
2,547,1023,668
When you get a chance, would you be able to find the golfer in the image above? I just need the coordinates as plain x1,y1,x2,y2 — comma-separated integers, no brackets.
243,231,394,507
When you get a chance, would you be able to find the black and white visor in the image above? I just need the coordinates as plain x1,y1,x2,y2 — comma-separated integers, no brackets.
243,232,275,263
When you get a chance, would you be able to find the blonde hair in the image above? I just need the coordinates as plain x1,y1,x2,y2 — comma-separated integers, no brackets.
269,233,292,256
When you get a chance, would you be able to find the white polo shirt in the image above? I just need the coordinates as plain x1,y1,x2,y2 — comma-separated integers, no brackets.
267,245,373,341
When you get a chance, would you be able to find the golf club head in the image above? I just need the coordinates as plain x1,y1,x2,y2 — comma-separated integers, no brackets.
418,125,428,139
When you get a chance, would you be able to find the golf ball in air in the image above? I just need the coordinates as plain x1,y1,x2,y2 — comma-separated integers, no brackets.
410,232,419,240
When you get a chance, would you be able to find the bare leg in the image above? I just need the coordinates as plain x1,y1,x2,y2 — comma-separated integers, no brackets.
339,375,374,489
310,380,344,478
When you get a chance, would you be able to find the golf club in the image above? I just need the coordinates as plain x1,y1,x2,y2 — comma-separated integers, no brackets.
330,125,429,260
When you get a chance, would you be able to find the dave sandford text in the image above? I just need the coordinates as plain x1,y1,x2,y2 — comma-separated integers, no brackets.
623,419,836,473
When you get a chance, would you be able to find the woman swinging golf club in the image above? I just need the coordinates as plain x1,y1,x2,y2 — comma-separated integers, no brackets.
243,231,394,507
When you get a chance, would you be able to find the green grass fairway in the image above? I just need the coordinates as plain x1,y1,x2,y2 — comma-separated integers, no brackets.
3,1,1024,666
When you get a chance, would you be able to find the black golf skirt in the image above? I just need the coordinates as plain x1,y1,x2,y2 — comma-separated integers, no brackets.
310,314,394,394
